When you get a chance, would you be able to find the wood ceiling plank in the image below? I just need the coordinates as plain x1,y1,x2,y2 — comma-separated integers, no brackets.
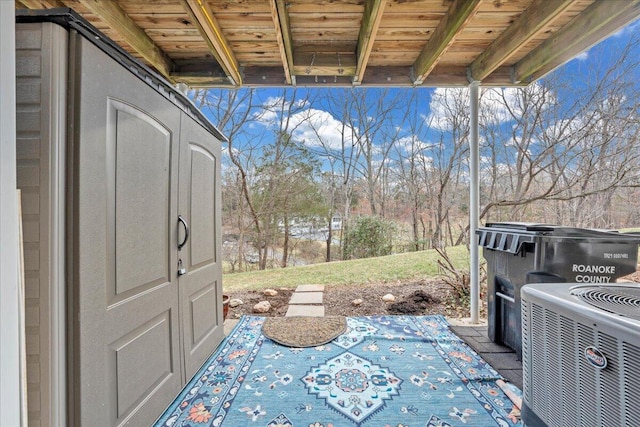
13,0,632,88
384,0,450,14
222,29,278,42
375,28,433,41
213,13,280,28
378,14,441,28
291,28,360,40
210,1,272,14
77,0,175,80
411,0,482,84
272,0,294,85
514,0,640,83
354,0,387,84
476,0,532,13
469,0,576,82
18,0,66,8
145,28,202,38
119,15,200,29
118,0,185,14
180,0,242,85
287,0,364,14
230,41,281,53
288,12,363,28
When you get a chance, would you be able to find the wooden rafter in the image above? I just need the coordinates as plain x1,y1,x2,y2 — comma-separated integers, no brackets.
468,0,575,82
181,0,242,86
514,0,640,83
77,0,174,81
14,0,637,89
354,0,387,85
271,0,294,85
411,0,481,85
18,0,66,8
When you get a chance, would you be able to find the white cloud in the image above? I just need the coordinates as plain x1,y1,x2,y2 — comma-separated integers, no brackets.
395,135,436,155
426,84,555,130
253,108,278,124
252,96,285,125
295,98,311,108
288,108,357,150
425,87,469,131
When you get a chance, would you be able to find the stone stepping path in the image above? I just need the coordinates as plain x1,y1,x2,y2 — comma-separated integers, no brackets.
224,284,327,334
285,284,325,317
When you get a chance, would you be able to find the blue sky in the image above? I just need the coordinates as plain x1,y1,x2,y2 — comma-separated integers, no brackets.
199,19,640,172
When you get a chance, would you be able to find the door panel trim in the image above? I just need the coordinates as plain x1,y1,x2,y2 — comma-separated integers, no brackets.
109,310,174,420
105,98,174,307
188,282,218,345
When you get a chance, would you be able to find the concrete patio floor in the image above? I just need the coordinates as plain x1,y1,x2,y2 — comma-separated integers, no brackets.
449,323,523,389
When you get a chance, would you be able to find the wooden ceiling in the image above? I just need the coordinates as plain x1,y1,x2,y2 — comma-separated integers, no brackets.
15,0,640,88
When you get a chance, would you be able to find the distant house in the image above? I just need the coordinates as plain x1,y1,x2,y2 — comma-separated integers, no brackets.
331,213,343,231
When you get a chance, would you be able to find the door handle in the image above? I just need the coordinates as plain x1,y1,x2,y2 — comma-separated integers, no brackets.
178,215,189,250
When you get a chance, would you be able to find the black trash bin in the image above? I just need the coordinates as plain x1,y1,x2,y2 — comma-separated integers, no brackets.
477,222,640,359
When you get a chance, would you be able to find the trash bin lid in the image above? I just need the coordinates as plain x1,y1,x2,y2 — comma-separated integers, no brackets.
483,222,555,232
477,222,640,253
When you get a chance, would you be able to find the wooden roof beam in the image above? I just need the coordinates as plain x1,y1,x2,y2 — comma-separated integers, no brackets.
468,0,576,82
513,0,640,83
411,0,481,85
77,0,174,81
180,0,242,86
271,0,295,85
17,0,66,8
353,0,387,85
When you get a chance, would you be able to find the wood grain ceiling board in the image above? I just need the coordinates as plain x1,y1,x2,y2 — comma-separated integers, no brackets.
14,0,635,87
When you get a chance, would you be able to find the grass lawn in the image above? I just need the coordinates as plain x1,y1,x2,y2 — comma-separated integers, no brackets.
223,245,470,291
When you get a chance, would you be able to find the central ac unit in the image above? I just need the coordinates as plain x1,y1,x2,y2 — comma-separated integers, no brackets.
521,283,640,427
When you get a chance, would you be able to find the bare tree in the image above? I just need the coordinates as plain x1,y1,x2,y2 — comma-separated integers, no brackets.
479,33,640,229
304,88,363,259
393,92,432,250
348,89,408,217
424,88,471,248
194,88,265,270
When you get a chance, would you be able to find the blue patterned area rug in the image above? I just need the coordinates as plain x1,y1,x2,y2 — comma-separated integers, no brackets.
155,315,522,426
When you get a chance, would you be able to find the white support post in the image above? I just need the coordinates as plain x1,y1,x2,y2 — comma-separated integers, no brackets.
469,82,480,324
0,3,23,426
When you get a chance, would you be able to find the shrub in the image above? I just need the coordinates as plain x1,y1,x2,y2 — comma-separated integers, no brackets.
343,216,397,260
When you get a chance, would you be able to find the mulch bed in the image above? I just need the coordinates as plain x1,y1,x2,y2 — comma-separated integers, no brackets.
225,268,640,320
226,279,485,319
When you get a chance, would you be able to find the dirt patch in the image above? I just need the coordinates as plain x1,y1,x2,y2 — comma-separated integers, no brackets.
226,279,486,319
227,288,294,318
387,290,441,314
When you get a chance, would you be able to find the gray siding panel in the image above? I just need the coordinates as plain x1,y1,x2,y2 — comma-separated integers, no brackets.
16,22,68,427
16,23,46,427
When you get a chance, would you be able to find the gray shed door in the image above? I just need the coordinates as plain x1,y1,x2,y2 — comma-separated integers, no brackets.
72,35,221,426
178,115,224,379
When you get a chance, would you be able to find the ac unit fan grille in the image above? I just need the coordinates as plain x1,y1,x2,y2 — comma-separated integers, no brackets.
570,286,640,320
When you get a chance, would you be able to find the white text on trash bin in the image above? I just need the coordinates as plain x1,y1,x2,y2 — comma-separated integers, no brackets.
572,264,615,283
603,252,629,259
